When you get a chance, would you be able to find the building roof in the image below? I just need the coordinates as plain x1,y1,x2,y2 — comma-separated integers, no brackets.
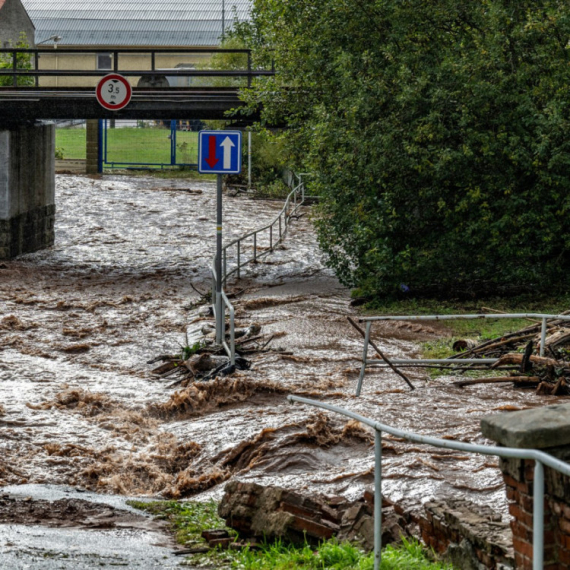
21,1,251,46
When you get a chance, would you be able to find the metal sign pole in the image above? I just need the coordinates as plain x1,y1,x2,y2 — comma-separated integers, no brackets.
248,131,252,189
215,173,224,344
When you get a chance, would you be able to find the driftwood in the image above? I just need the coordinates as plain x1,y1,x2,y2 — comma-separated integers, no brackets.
453,376,540,388
491,353,566,369
347,317,415,391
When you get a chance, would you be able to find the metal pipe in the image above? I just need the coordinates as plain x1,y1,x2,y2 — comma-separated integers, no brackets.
287,396,570,476
237,241,241,279
540,318,547,357
360,313,570,322
248,131,252,189
356,322,371,396
12,51,17,87
374,430,382,570
215,174,223,345
366,358,498,365
534,461,545,570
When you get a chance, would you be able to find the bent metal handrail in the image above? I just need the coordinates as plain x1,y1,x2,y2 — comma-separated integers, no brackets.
356,313,570,396
209,174,308,364
221,174,307,284
288,394,570,570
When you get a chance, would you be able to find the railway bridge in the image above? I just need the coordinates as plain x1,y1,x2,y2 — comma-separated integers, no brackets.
0,47,272,259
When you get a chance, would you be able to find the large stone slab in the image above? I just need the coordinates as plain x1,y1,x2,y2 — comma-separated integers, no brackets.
481,403,570,449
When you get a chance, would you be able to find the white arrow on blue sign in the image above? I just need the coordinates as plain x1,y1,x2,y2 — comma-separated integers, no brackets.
198,130,242,174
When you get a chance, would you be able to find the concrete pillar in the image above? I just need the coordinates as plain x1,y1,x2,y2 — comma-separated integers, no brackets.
86,119,99,175
0,122,56,259
482,404,570,569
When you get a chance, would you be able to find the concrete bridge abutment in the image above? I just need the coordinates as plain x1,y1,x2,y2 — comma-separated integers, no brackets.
0,122,56,259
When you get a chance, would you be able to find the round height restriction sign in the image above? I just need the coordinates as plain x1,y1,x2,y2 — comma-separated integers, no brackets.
96,74,132,111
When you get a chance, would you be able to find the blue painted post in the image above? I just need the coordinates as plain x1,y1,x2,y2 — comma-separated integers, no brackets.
171,120,177,166
97,120,104,173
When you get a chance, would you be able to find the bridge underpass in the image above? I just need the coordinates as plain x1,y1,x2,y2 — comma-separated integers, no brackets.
0,47,272,260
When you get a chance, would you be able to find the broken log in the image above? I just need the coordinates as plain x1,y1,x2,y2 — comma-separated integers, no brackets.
492,354,566,369
347,317,415,391
453,376,540,388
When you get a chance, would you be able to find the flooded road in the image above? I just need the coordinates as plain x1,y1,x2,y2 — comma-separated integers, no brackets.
0,174,558,532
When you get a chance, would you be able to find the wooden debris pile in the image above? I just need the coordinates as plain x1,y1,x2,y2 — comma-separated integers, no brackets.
450,311,570,396
148,303,285,388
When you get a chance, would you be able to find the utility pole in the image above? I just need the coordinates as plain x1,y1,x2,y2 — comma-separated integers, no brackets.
222,0,226,42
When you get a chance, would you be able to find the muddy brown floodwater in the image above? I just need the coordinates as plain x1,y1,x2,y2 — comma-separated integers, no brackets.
0,174,559,525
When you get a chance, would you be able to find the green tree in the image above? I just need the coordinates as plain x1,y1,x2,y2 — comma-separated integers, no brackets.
237,0,570,297
0,33,33,87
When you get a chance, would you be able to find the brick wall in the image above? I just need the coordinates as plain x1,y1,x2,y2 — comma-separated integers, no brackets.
418,499,513,569
500,455,570,569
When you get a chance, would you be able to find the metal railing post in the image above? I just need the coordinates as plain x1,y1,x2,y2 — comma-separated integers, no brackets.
253,233,257,262
229,303,236,365
223,249,227,284
540,318,547,357
533,461,545,570
237,241,241,279
356,322,371,396
279,214,282,238
12,51,17,87
270,225,273,250
374,430,382,570
247,51,252,88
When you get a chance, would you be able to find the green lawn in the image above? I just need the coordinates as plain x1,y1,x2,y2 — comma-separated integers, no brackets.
55,127,199,166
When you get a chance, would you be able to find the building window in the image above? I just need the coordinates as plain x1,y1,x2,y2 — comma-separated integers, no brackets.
97,53,113,71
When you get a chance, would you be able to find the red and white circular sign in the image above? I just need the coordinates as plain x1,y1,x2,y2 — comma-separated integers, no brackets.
96,74,132,111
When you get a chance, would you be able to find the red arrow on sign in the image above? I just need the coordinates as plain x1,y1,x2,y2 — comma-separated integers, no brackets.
205,136,219,168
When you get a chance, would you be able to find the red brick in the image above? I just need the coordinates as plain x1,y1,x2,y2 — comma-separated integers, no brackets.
559,547,570,565
560,518,570,535
513,537,533,558
505,474,529,493
510,504,534,527
560,533,570,550
511,520,533,542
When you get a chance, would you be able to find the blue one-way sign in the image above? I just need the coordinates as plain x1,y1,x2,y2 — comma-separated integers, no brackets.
198,130,242,174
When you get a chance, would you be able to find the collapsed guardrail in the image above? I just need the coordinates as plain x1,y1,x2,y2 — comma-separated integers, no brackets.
356,313,570,396
210,174,308,364
288,394,570,570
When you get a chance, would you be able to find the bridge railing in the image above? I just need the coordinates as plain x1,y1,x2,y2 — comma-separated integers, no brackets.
288,394,570,570
0,48,274,89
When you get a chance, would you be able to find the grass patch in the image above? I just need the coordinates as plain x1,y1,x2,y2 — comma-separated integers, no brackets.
128,500,453,569
55,127,199,165
126,499,229,546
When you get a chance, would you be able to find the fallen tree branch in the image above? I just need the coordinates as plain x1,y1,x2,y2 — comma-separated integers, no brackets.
453,376,540,388
347,316,415,391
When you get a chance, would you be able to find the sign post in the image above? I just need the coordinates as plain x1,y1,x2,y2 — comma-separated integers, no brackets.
198,130,242,345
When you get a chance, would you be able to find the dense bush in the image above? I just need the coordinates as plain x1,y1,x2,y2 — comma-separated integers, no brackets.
238,0,570,297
